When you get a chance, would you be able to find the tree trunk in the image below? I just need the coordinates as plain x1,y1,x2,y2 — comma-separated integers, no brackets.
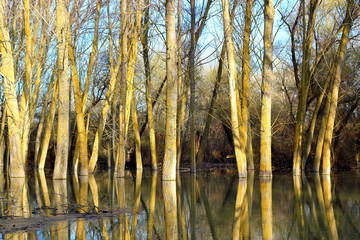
222,0,247,177
127,0,144,171
53,0,70,180
67,35,89,176
0,0,25,178
260,178,272,240
189,0,196,172
313,98,330,171
260,0,275,177
322,0,355,175
293,0,319,174
141,0,157,171
163,0,178,181
241,0,254,170
176,0,184,169
38,82,58,170
116,0,129,177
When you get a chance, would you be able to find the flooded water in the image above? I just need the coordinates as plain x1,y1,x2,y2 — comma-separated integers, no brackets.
0,170,359,239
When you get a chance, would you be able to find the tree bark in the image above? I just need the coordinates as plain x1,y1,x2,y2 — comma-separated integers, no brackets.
141,0,158,171
53,0,70,180
0,0,25,178
163,0,178,181
189,0,196,172
222,0,247,177
322,0,355,174
260,0,275,177
293,0,319,174
241,0,254,170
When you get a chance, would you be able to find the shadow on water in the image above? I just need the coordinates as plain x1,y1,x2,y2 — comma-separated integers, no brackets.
0,171,359,239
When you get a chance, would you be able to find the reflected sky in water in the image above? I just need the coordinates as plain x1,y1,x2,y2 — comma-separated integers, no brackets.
0,170,359,239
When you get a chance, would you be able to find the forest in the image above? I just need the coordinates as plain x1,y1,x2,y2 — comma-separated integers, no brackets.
0,0,359,180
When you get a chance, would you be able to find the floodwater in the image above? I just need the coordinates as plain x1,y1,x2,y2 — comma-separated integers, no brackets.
0,170,359,239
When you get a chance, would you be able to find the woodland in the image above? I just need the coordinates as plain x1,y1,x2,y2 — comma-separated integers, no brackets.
0,0,359,180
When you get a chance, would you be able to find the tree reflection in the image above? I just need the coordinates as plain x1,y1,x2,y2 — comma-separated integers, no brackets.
53,179,69,239
131,170,143,239
38,171,51,215
198,176,218,240
322,175,338,240
232,178,247,240
148,171,158,239
163,180,177,240
115,176,130,239
190,174,196,239
293,175,307,239
75,175,88,239
4,177,30,240
89,175,99,212
260,177,272,240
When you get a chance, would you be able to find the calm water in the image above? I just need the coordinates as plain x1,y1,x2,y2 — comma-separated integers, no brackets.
0,170,359,239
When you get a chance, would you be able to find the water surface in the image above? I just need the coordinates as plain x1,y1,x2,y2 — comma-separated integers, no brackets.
0,170,359,239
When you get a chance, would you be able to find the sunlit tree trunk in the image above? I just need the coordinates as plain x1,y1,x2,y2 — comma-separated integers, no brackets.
222,0,247,177
0,107,6,172
246,123,254,168
241,0,254,170
313,99,330,171
53,0,70,180
293,0,319,174
322,0,355,175
21,0,33,164
127,0,144,171
141,0,157,171
20,0,48,169
67,29,89,176
116,0,129,177
176,0,184,169
0,1,25,178
163,0,178,181
38,79,58,170
259,0,274,177
302,76,330,168
189,0,196,172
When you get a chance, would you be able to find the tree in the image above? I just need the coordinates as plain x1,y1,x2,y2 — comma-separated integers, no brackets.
0,0,25,178
321,0,357,174
53,0,70,180
292,0,320,175
222,0,247,177
259,0,275,177
163,0,178,181
141,0,158,171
